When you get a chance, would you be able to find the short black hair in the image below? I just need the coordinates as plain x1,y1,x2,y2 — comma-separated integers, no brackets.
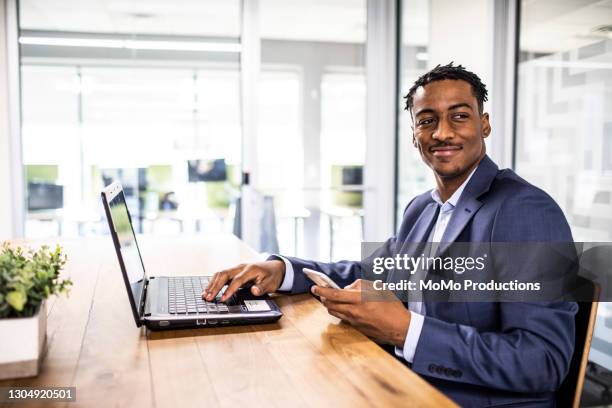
404,62,488,115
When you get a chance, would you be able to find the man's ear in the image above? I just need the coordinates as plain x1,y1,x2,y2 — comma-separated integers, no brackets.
481,112,491,138
412,128,417,148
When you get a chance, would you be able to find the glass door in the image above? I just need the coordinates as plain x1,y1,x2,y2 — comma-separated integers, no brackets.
515,0,612,376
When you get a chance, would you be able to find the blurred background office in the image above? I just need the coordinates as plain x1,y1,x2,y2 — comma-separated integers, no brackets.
1,0,611,404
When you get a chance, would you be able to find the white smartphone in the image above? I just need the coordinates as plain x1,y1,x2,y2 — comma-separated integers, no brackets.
303,268,341,289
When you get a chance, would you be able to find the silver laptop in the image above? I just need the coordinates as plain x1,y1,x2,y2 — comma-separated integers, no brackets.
101,182,282,330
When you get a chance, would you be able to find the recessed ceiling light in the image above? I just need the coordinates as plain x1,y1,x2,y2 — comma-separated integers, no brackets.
19,36,241,53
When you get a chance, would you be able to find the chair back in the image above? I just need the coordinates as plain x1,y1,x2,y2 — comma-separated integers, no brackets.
556,276,599,407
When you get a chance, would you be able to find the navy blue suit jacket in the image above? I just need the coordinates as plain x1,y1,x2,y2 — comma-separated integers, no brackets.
279,156,578,407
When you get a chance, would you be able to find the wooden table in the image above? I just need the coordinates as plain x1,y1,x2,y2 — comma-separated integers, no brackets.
0,235,455,407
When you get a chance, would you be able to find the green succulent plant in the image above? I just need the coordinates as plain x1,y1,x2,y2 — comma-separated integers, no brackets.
0,243,72,318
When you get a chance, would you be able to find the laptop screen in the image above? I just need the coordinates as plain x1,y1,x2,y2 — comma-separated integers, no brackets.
105,188,146,317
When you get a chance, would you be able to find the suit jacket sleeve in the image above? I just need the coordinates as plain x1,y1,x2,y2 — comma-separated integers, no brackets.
278,236,397,294
411,190,578,393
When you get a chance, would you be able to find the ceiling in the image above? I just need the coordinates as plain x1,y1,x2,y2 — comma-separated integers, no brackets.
521,0,612,53
19,0,367,43
18,0,612,52
20,0,242,37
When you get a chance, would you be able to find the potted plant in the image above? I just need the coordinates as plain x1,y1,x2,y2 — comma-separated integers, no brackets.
0,243,72,380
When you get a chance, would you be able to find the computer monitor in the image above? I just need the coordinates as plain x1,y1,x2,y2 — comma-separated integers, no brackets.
27,182,64,211
187,159,227,182
341,166,363,186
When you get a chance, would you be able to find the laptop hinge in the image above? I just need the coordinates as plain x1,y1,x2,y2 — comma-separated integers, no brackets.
139,278,149,322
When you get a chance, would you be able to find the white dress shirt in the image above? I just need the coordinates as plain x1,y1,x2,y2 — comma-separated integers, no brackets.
278,167,477,364
394,167,477,363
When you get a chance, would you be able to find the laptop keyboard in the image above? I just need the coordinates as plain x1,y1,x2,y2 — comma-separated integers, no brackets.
168,276,231,315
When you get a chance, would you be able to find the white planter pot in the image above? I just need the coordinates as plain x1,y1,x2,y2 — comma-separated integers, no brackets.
0,301,47,380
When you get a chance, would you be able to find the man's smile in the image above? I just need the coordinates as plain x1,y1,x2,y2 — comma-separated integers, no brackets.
430,144,463,157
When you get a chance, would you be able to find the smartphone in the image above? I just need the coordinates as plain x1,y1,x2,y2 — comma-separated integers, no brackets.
303,268,341,289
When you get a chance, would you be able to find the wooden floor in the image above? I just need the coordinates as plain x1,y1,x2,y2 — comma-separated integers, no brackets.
0,234,455,407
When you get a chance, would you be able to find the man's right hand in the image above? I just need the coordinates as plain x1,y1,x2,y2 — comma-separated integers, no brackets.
201,260,286,302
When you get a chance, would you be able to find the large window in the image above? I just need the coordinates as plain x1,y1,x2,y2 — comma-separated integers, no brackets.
19,1,242,238
515,0,612,372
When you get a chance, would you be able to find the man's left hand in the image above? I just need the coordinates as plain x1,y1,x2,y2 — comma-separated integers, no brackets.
312,279,411,348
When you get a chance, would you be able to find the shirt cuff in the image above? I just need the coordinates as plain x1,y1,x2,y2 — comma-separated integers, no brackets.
394,312,425,363
276,256,295,292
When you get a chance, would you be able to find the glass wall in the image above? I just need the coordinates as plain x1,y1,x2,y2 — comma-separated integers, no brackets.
19,1,242,238
515,0,612,371
396,0,494,223
258,0,367,260
320,71,366,260
396,0,433,222
18,0,368,262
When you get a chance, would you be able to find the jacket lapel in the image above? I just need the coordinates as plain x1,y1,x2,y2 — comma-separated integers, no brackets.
436,155,499,255
437,196,483,255
389,202,439,286
407,201,440,243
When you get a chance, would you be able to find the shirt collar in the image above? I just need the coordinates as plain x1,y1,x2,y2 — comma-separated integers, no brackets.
430,166,478,213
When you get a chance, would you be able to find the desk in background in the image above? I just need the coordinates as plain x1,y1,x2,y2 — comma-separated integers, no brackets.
0,235,455,408
144,208,229,234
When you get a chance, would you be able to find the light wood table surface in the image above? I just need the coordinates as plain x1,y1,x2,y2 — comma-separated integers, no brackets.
0,234,455,408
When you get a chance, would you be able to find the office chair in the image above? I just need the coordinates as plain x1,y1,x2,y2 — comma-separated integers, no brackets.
556,276,600,407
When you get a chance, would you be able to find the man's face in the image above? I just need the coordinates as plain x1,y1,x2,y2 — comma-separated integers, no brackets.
411,79,490,179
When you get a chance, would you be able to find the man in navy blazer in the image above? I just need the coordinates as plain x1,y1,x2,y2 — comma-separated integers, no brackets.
203,63,577,407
